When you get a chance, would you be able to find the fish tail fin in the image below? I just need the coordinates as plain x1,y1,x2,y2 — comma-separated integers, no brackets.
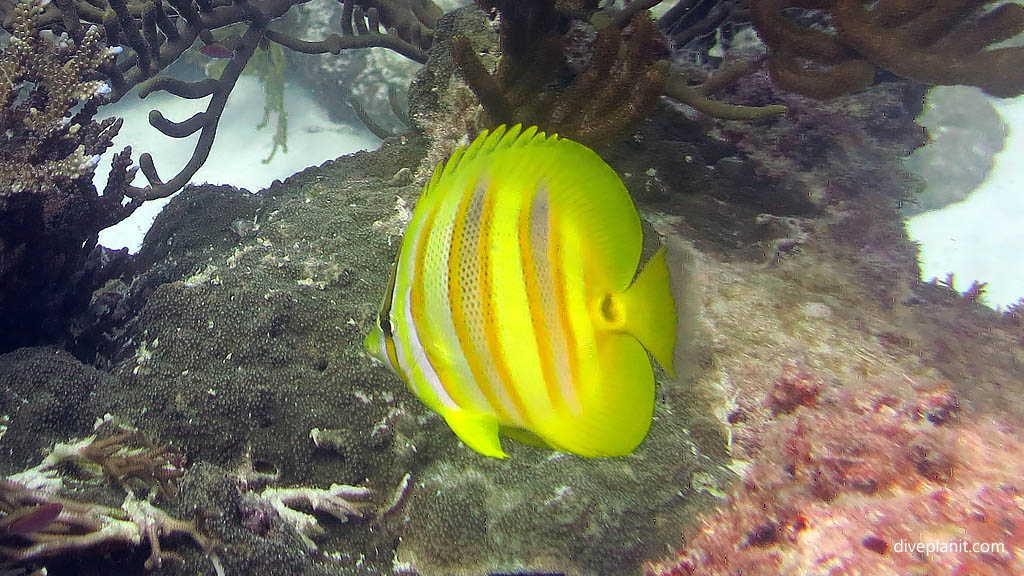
619,239,699,378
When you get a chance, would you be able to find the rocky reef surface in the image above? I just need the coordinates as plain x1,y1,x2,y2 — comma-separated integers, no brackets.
2,6,1022,576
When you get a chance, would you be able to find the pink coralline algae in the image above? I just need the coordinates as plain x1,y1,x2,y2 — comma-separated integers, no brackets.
645,370,1024,576
765,362,822,416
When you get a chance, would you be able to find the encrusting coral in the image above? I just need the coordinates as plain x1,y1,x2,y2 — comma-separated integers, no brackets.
750,0,1024,99
644,370,1024,576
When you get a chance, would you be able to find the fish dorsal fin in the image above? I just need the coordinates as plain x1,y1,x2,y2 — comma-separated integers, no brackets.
422,124,551,199
530,134,643,293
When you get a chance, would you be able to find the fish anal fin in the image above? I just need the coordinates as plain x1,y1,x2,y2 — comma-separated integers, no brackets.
500,425,556,451
540,334,655,457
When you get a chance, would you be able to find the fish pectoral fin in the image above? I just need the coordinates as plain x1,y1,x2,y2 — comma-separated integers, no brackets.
422,337,458,370
443,410,508,458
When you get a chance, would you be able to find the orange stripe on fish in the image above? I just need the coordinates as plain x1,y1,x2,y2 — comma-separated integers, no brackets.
480,176,532,428
519,184,565,417
410,198,469,408
547,198,582,406
449,178,507,420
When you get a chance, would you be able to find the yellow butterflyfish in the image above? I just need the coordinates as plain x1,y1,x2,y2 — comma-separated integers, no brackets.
365,124,685,458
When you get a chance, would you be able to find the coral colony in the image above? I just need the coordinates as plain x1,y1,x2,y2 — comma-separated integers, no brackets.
2,0,1024,574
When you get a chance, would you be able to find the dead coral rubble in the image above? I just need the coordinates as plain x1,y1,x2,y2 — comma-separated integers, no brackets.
0,481,216,572
750,0,1024,98
7,429,187,498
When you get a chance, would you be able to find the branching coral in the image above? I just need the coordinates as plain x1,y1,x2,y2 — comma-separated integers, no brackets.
750,0,1024,98
0,0,442,201
664,59,787,120
0,0,128,203
659,0,746,48
255,483,373,550
7,426,186,499
0,481,217,572
451,0,785,147
0,426,213,573
0,10,118,194
0,0,135,353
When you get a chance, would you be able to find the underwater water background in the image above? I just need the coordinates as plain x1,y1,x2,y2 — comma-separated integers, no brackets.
3,1,1024,575
96,75,381,252
906,89,1024,309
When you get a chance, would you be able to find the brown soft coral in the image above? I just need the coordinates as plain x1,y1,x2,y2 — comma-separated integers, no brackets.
452,1,669,147
751,0,1024,98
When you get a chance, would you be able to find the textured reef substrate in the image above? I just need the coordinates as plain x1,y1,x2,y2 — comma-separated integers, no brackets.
2,7,1024,576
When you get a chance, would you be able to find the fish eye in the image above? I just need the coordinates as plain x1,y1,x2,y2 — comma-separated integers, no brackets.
378,310,393,337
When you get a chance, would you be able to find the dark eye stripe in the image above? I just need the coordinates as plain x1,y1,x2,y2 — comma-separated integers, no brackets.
379,256,399,338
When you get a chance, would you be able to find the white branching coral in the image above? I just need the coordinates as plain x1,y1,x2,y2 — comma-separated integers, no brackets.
7,429,185,498
0,0,124,193
258,483,374,550
0,430,218,574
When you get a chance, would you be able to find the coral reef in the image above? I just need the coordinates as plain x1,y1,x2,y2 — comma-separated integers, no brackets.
450,0,670,147
449,0,792,148
2,2,1024,575
0,0,133,353
750,0,1024,98
0,0,442,200
0,119,739,574
0,0,444,354
438,0,785,156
